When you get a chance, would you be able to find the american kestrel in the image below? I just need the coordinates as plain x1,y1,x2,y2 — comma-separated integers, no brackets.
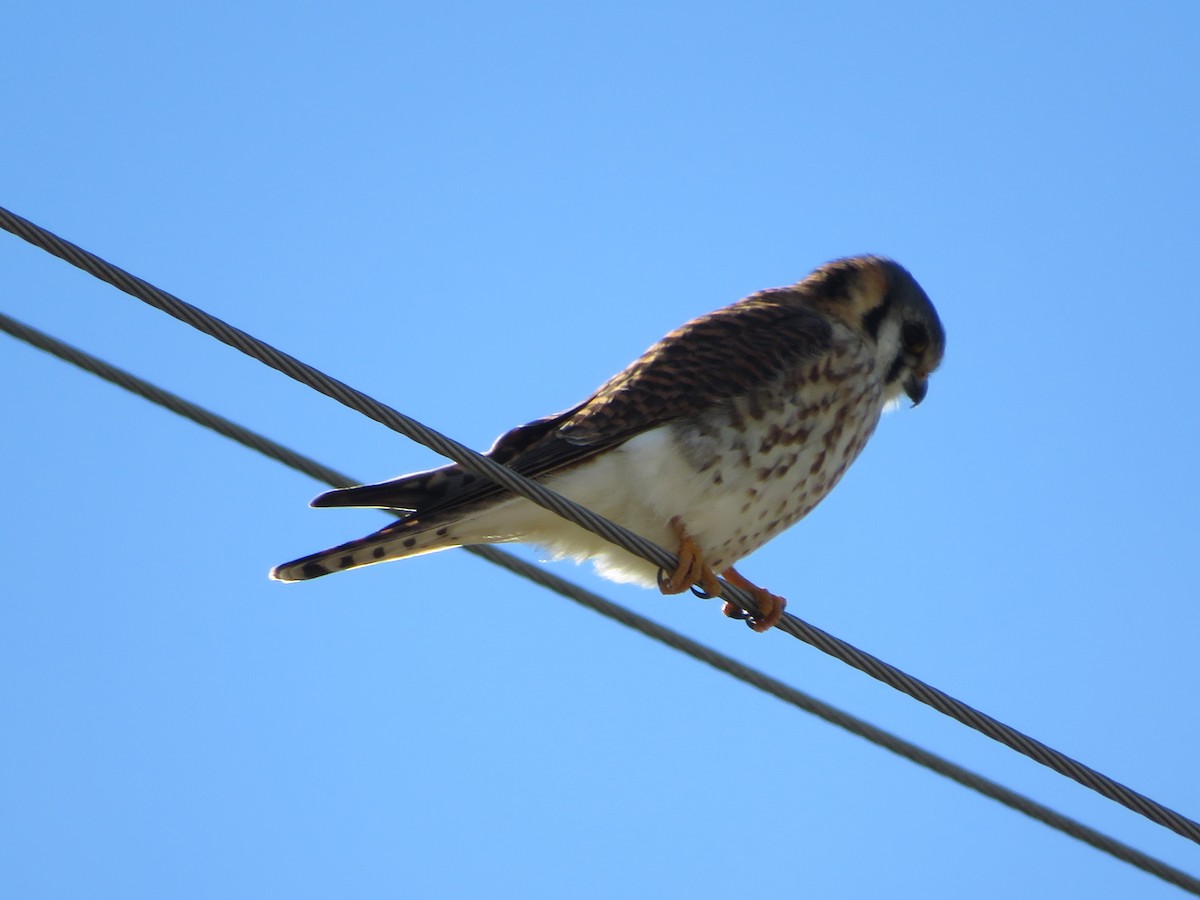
272,255,945,632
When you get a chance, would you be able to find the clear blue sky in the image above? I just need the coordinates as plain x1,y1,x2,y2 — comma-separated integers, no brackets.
3,3,1199,897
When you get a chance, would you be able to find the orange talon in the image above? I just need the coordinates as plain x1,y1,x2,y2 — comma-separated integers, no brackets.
657,516,720,596
720,566,787,633
696,565,722,599
656,519,780,631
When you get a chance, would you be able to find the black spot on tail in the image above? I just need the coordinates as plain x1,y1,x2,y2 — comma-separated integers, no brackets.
372,547,386,559
338,555,354,569
302,562,330,579
403,537,417,548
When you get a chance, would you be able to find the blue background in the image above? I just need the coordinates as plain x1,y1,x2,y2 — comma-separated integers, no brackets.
3,2,1198,897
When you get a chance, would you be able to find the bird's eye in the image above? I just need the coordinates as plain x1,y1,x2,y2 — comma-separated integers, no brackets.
901,321,928,355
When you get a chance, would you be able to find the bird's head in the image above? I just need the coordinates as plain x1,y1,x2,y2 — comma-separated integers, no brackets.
812,256,945,407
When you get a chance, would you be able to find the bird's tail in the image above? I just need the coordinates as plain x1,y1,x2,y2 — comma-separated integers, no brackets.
269,516,459,582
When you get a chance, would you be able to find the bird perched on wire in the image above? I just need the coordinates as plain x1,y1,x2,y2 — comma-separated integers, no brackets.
272,255,945,632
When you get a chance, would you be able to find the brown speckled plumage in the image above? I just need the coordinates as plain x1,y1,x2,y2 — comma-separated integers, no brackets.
272,255,945,632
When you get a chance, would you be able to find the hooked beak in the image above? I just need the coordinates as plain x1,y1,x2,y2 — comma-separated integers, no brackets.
904,373,929,407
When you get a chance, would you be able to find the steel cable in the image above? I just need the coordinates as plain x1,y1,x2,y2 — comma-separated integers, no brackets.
3,205,1198,848
3,309,1198,894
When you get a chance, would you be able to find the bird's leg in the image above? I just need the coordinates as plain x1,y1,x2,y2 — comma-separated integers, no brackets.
657,516,722,597
719,566,787,633
656,519,782,632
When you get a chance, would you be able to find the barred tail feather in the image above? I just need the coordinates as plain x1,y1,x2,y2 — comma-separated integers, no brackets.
269,517,459,582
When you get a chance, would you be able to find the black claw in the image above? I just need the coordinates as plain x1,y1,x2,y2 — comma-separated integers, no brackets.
690,584,716,599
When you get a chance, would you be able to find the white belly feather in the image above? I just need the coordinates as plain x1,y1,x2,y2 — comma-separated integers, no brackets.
454,337,886,587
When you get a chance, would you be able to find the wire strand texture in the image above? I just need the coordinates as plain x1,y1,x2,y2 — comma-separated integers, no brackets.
3,311,1198,895
3,204,1198,850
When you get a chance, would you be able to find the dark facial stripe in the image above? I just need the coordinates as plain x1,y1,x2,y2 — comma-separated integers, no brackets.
818,264,853,299
860,292,894,342
884,352,906,385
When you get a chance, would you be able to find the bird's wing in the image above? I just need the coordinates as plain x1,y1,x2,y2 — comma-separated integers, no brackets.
307,406,585,510
555,289,833,448
312,290,833,517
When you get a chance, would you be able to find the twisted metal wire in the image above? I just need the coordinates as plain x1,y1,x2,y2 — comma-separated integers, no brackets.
3,311,1198,894
3,205,1199,848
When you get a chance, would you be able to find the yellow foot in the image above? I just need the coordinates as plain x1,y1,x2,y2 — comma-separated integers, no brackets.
719,566,787,633
656,516,722,597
